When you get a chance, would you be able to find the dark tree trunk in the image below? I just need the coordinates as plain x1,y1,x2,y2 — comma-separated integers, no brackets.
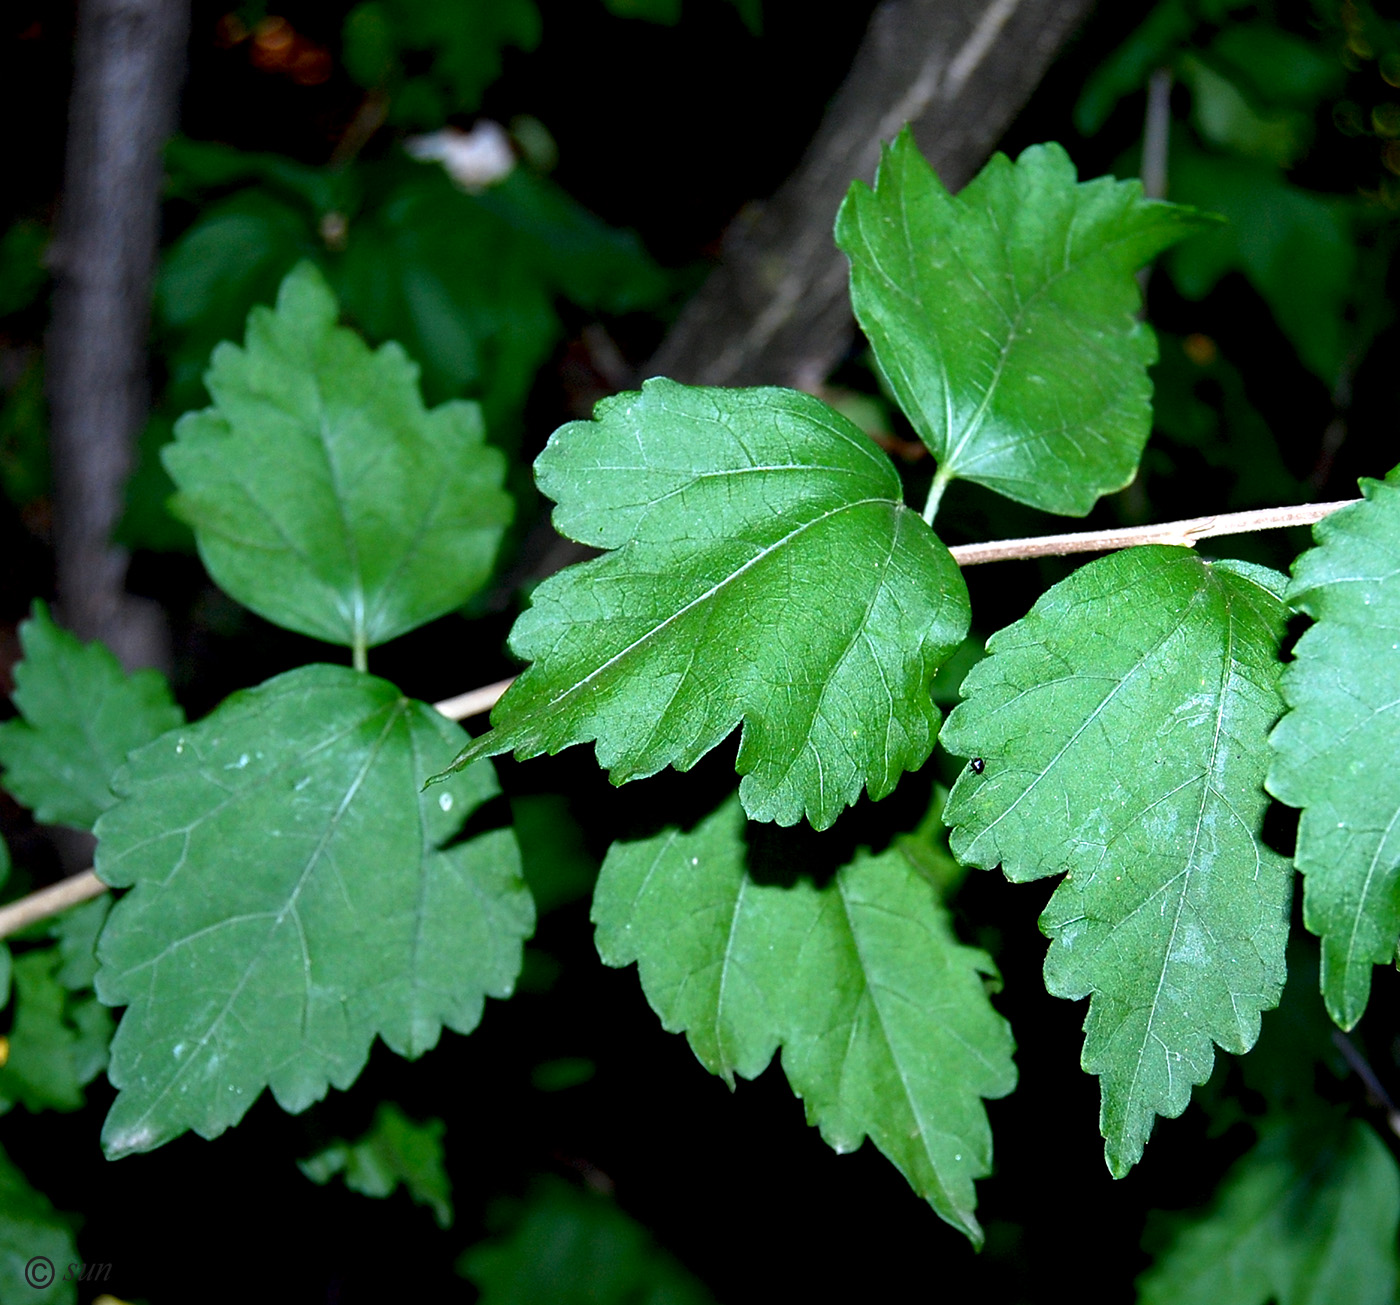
647,0,1096,389
47,0,189,669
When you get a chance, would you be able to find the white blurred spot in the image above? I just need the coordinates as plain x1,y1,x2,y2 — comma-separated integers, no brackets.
406,121,515,193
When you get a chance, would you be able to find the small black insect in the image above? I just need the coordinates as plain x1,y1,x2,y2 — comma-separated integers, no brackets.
970,757,985,774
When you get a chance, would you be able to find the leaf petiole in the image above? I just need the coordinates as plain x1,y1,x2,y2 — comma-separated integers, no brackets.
923,466,953,526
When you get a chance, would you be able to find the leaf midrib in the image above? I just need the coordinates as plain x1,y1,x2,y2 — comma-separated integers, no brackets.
496,496,896,731
110,695,408,1139
1117,577,1235,1155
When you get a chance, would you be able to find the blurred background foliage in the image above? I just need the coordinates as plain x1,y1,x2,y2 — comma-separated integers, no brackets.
0,1,1398,1302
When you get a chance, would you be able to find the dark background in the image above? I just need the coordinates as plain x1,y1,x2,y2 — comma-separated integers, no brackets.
1,1,1398,1300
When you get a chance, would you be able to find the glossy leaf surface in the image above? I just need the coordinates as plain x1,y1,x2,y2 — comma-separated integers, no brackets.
450,379,970,829
163,263,512,651
593,794,1015,1242
943,546,1292,1175
1268,474,1400,1028
0,603,183,831
837,132,1211,515
94,664,531,1157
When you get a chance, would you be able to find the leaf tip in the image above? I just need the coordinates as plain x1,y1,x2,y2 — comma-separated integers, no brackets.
100,1116,164,1161
1103,1136,1141,1181
424,734,495,789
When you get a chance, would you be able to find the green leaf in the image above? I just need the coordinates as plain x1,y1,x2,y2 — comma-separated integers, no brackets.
155,188,319,407
448,379,970,830
1165,145,1356,386
342,0,541,128
473,170,669,316
299,1102,452,1228
1073,0,1195,135
155,155,668,425
1268,475,1400,1029
460,1177,714,1305
1206,23,1344,111
0,1142,79,1305
1181,55,1310,167
1070,0,1255,135
163,136,351,215
0,602,184,831
333,160,665,422
0,895,110,1124
836,132,1212,516
0,948,112,1115
330,165,556,420
1137,1117,1400,1305
163,263,513,652
93,663,531,1157
942,546,1292,1176
592,794,1015,1243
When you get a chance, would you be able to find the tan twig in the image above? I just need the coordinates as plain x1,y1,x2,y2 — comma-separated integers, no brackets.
431,677,516,723
0,497,1357,940
947,500,1356,567
0,870,109,938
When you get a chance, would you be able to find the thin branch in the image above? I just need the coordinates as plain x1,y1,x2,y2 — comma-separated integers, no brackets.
947,499,1356,567
48,0,188,671
431,677,516,723
0,497,1357,940
1333,1031,1400,1141
0,871,109,939
648,0,1095,390
1140,67,1173,203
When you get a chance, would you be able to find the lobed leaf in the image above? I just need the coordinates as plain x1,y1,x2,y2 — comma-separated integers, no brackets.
448,379,970,829
299,1101,452,1228
0,898,117,1117
1268,473,1400,1028
163,262,513,652
0,948,112,1115
593,794,1016,1243
942,546,1292,1176
1137,1117,1400,1305
837,131,1213,515
0,602,184,831
93,664,531,1157
343,0,540,127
